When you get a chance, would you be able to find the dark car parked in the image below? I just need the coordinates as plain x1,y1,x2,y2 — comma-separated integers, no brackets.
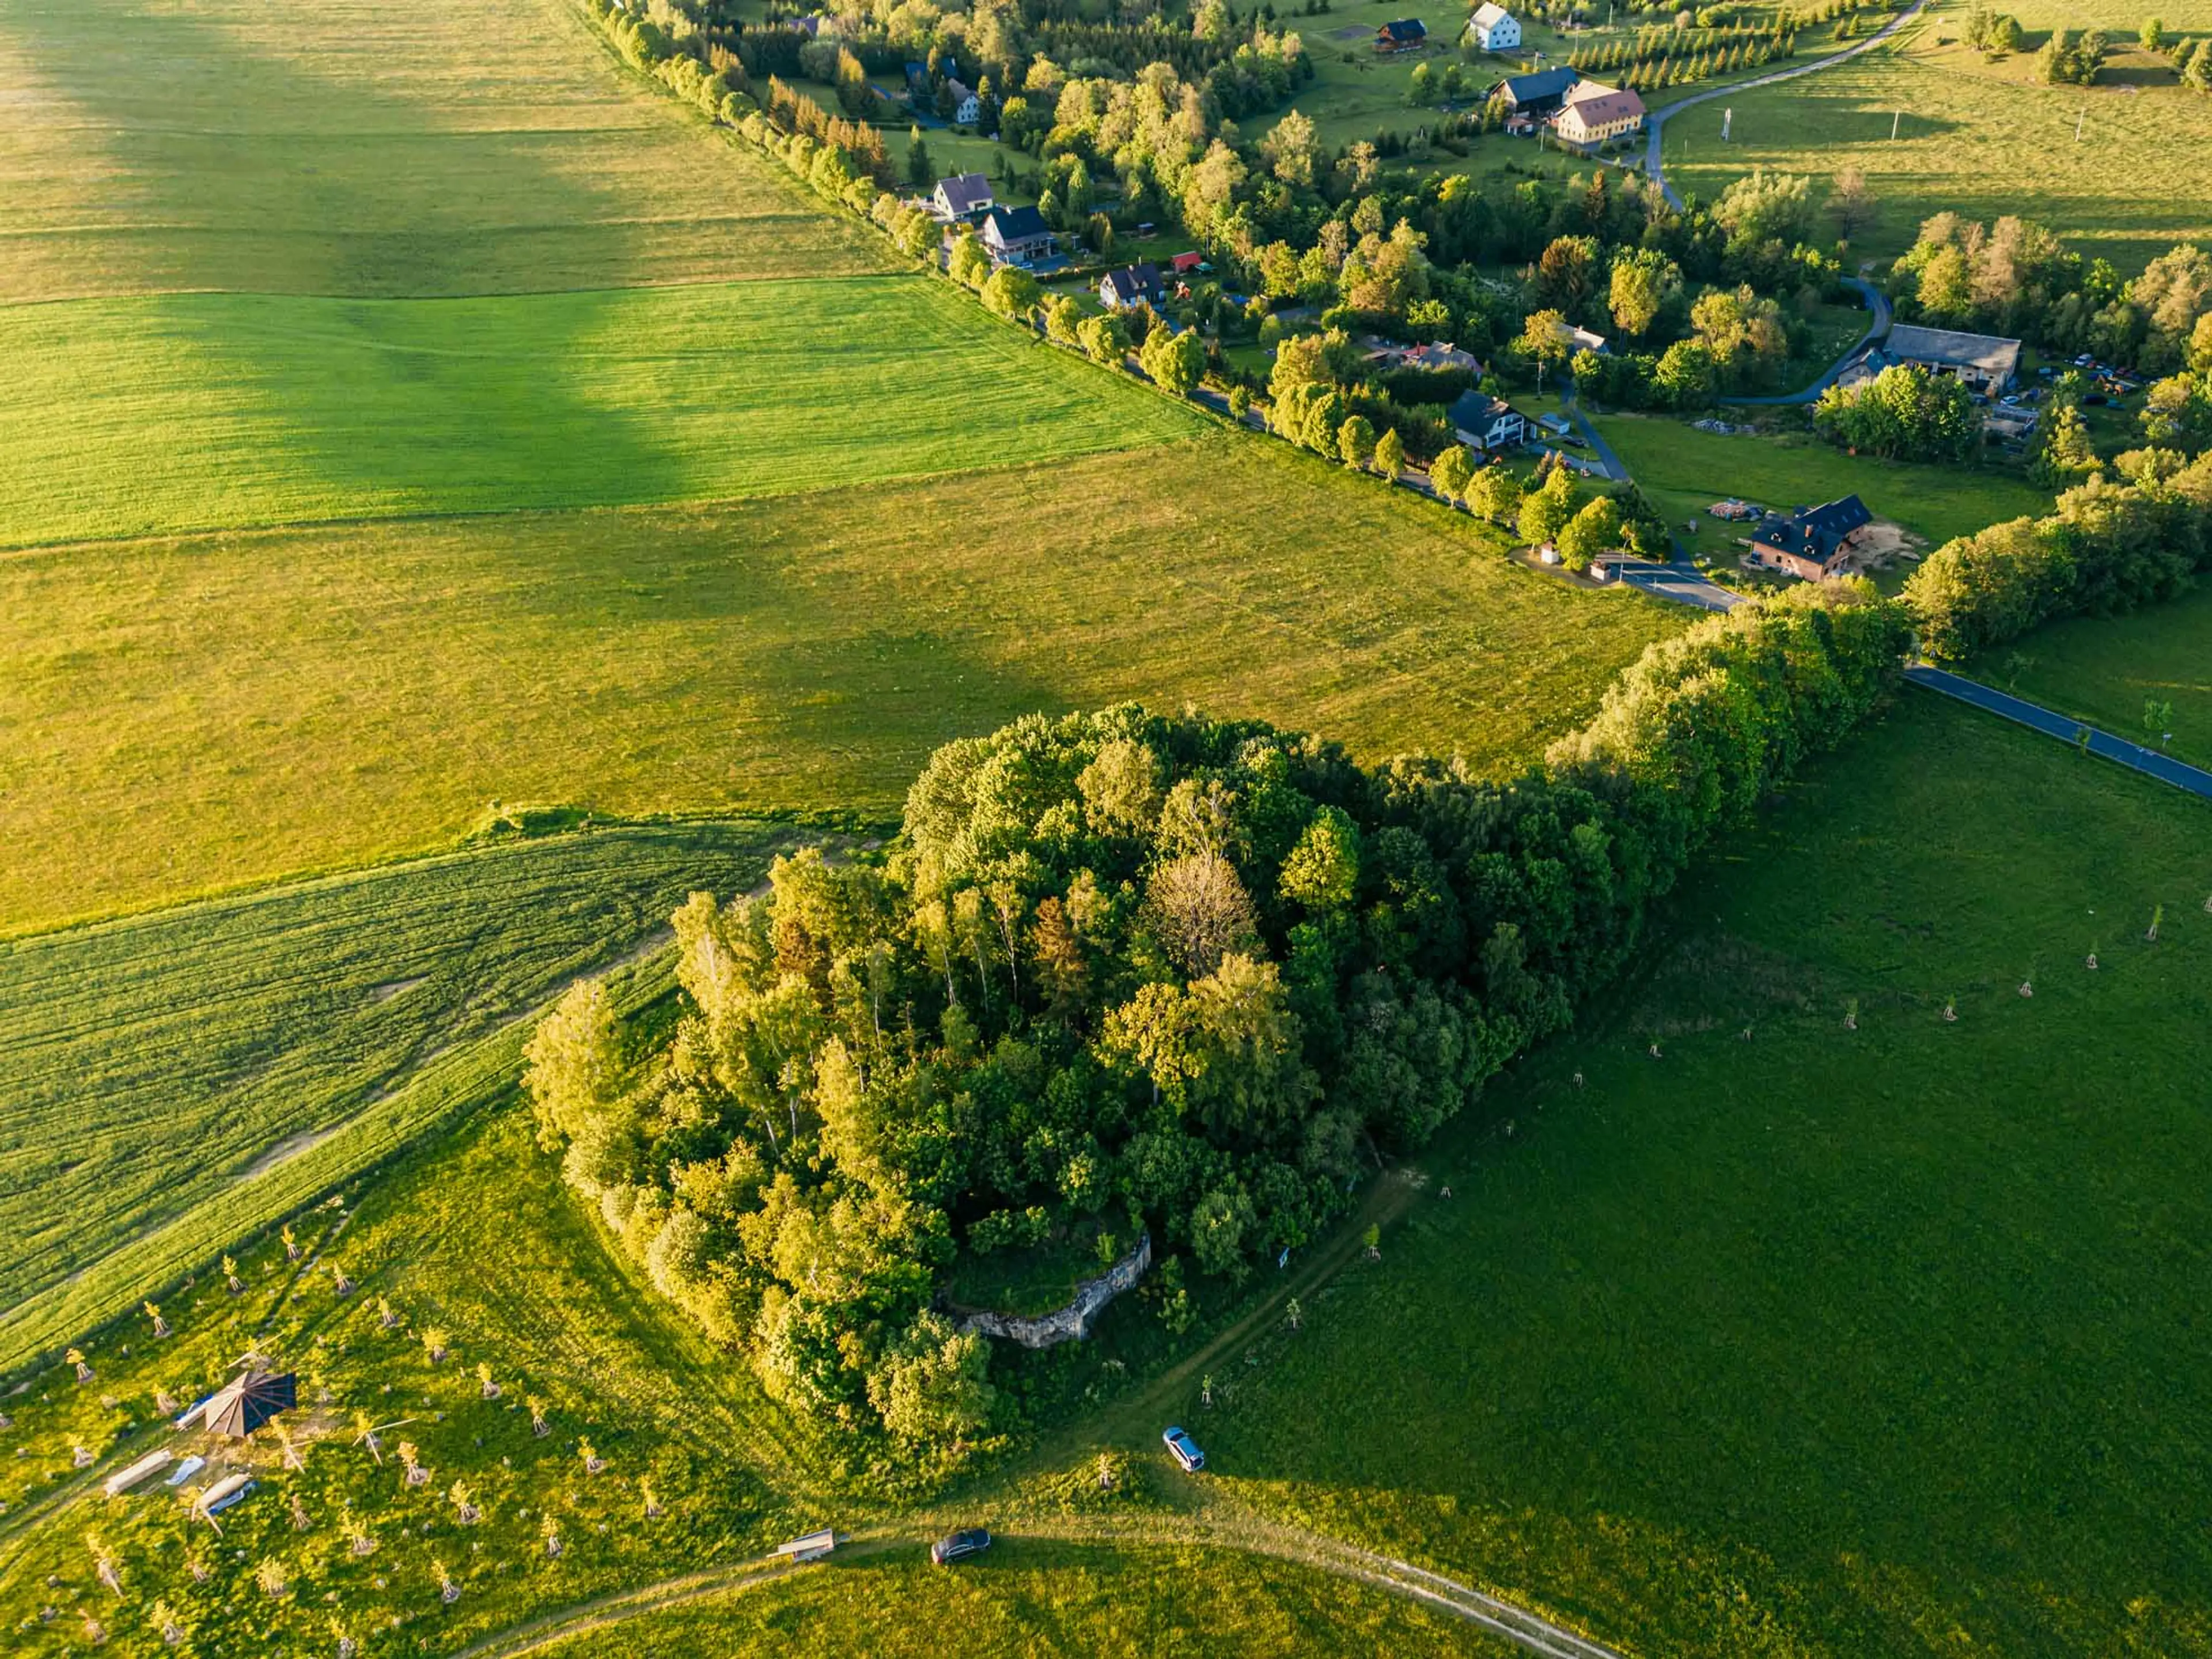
930,1528,992,1566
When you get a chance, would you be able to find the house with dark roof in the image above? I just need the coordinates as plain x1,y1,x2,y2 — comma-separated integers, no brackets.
1488,66,1580,116
932,172,994,222
980,204,1056,266
1100,262,1165,310
1447,391,1528,453
1748,494,1873,581
1376,18,1428,51
944,78,981,126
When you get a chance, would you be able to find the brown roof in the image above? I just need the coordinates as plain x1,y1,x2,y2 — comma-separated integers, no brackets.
1558,87,1645,133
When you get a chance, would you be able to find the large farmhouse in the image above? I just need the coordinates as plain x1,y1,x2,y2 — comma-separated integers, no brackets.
1553,85,1646,150
1748,495,1873,581
1467,3,1521,50
1875,325,2023,394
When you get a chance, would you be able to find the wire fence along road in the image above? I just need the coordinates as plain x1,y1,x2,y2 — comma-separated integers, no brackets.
1906,665,2212,800
1641,1,1932,210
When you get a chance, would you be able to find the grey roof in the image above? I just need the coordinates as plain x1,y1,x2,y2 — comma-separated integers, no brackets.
1752,494,1871,563
1883,324,2022,378
934,172,993,215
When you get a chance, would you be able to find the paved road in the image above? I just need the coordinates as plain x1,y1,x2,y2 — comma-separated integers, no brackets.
1642,0,1931,210
1721,275,1892,406
1605,558,1747,611
1906,665,2212,800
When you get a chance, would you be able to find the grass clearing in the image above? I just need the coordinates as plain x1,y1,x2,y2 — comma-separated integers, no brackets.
1982,582,2212,769
1594,408,2050,551
0,0,886,302
0,435,1683,933
1198,690,2212,1656
0,278,1203,548
1661,29,2212,271
0,821,797,1373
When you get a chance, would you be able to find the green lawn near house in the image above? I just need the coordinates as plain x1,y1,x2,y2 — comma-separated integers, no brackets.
0,278,1203,548
0,435,1682,934
1592,409,2050,551
0,0,887,303
0,820,798,1374
1201,690,2212,1657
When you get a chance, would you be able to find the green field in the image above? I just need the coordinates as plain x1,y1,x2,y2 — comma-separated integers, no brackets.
0,821,795,1373
0,279,1203,547
0,0,886,302
0,435,1682,933
540,1541,1524,1657
1984,582,2212,770
1661,21,2212,270
1594,408,2051,551
1196,691,2212,1655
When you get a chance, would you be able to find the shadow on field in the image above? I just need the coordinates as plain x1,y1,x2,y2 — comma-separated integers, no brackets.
0,0,677,531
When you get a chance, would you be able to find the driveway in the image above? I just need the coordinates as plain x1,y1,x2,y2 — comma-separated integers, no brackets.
1906,665,2212,800
1721,276,1892,406
1642,1,1931,210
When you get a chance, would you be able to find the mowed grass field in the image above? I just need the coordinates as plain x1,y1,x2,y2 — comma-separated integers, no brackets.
0,279,1204,547
0,821,795,1373
1195,692,2212,1656
1661,20,2212,269
0,0,885,301
1987,582,2212,770
1596,410,2050,548
0,435,1684,933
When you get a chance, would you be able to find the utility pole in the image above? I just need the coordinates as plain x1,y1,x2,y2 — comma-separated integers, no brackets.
1721,107,1732,141
1890,108,1900,140
2074,105,2085,141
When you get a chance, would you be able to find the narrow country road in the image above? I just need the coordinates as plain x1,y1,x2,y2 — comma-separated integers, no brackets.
1906,665,2212,800
1720,275,1893,406
1642,0,1931,210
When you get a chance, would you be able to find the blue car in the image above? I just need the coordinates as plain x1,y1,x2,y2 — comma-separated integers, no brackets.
1162,1426,1205,1472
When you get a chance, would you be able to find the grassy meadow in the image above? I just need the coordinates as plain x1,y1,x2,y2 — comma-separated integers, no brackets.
0,279,1203,547
1188,691,2212,1656
1594,409,2051,549
1985,581,2212,770
0,821,796,1374
1660,21,2212,270
0,435,1683,933
0,0,885,302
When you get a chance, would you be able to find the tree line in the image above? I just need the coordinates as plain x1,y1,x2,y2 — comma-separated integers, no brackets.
525,588,1908,1453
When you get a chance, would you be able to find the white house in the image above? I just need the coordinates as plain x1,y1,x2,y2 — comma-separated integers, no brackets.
1467,3,1520,51
945,77,982,126
932,171,993,221
1447,391,1528,452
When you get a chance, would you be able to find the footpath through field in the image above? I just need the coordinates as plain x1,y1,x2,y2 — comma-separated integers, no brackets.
1641,2,1931,210
1905,665,2212,800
